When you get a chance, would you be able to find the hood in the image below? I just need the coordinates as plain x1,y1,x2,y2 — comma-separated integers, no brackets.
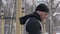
19,12,41,25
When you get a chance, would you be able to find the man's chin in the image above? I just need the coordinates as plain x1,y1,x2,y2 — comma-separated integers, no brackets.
42,19,46,22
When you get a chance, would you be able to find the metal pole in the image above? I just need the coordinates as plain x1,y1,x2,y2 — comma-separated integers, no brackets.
1,16,5,34
16,0,22,34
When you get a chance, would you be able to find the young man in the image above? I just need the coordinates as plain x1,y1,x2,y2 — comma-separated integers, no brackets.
20,3,49,34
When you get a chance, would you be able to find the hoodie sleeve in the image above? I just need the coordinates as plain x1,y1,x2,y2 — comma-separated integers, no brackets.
26,17,41,34
19,15,29,25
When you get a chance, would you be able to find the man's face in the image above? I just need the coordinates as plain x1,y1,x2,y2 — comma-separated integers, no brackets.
38,11,48,20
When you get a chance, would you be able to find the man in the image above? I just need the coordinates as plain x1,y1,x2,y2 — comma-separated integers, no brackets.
19,3,49,34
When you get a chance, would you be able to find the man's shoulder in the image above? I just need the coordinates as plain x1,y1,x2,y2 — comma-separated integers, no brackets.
29,17,37,20
28,17,38,22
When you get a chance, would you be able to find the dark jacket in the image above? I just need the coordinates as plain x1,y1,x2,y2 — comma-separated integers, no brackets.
19,12,42,34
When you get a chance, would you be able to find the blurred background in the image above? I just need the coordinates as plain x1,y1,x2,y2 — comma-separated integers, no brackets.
0,0,16,34
0,0,60,34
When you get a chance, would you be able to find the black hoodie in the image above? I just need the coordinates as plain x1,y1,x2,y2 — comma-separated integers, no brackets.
19,12,42,34
19,12,41,25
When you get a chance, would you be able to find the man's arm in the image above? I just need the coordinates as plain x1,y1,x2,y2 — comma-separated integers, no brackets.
26,17,41,34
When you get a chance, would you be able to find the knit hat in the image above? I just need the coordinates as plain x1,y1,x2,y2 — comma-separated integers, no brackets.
35,3,49,13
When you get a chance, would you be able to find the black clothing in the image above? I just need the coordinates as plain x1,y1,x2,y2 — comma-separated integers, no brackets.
19,12,42,34
19,12,41,25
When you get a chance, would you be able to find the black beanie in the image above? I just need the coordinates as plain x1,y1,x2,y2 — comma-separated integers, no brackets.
35,3,49,13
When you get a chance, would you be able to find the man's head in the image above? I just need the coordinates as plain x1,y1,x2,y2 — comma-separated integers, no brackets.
35,3,49,20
